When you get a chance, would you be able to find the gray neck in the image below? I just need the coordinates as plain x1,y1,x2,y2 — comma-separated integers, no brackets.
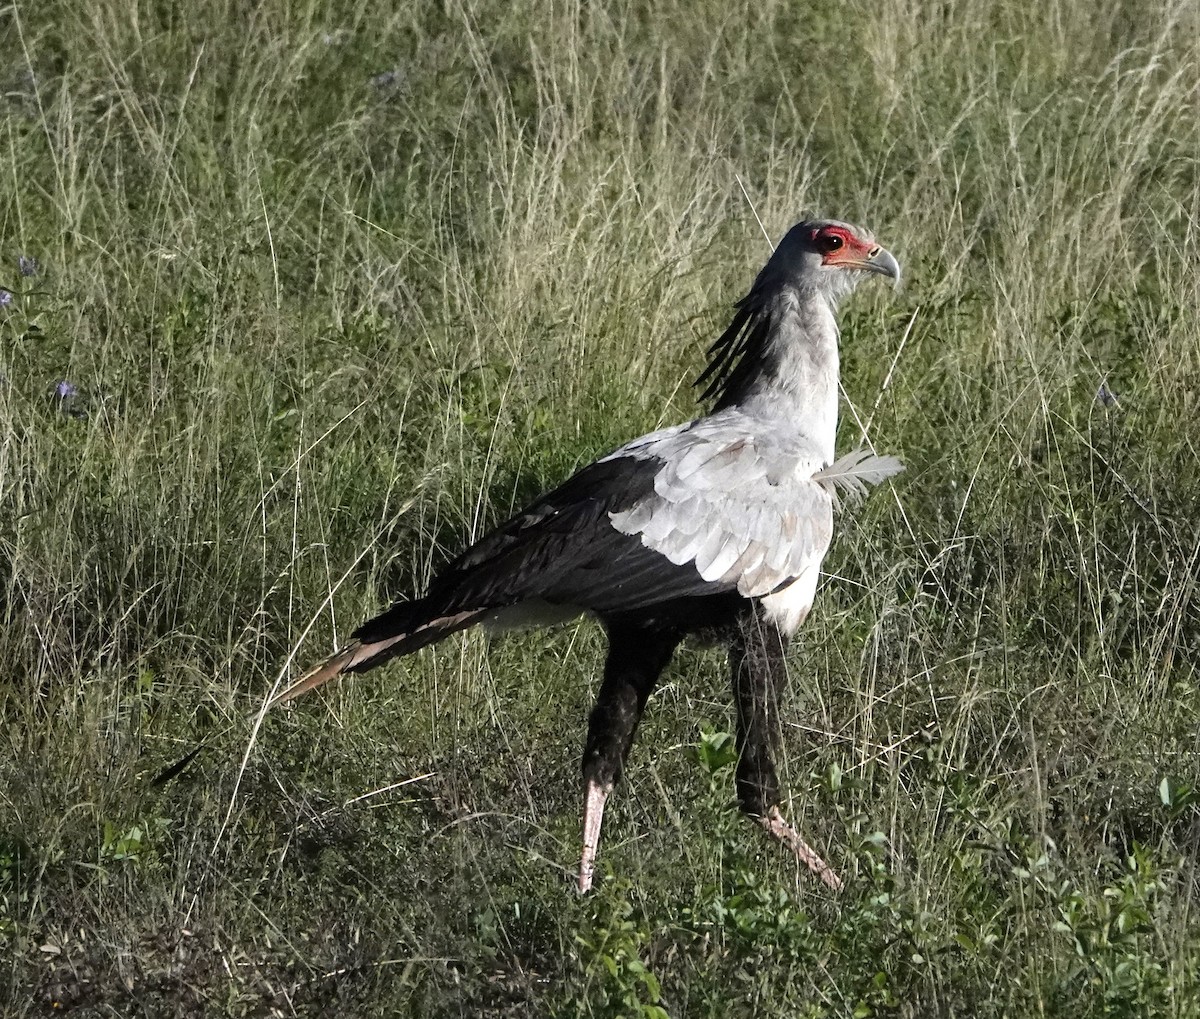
729,288,841,462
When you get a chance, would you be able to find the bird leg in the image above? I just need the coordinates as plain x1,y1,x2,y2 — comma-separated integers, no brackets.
758,806,843,890
730,610,842,890
578,622,682,893
579,778,609,894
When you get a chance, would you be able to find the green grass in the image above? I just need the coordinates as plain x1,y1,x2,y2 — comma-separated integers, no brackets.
2,0,1199,1014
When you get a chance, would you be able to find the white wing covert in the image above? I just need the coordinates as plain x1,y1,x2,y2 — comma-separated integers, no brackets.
605,413,836,599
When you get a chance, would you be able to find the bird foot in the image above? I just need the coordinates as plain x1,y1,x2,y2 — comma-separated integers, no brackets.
758,805,843,890
578,779,610,894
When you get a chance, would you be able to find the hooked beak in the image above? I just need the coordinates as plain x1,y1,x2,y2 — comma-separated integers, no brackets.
826,242,901,284
857,245,901,284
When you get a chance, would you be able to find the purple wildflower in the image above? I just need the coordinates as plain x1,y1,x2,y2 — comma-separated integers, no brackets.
18,256,38,277
53,380,88,419
0,290,11,308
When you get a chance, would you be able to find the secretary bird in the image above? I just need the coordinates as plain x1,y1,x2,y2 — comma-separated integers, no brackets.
273,219,902,892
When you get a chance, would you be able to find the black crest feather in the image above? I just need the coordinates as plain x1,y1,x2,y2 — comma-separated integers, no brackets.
694,289,772,411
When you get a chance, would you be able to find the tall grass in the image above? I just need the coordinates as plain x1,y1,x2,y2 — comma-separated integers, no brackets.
2,0,1198,1014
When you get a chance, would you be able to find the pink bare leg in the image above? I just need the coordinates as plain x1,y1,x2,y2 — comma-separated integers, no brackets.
578,779,610,893
758,806,843,890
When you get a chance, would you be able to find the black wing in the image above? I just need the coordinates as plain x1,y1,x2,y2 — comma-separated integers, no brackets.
354,454,737,643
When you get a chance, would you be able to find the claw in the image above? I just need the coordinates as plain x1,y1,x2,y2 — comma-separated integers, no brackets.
578,779,610,893
758,805,843,890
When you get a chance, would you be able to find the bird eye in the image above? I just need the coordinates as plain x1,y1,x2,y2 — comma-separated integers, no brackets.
818,233,844,253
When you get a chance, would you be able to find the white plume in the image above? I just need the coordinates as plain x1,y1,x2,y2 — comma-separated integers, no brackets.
813,448,904,509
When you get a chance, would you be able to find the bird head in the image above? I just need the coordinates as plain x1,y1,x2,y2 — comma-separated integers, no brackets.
768,220,900,304
696,217,900,408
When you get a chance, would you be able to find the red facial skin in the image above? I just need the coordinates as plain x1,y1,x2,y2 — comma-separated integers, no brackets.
809,225,882,268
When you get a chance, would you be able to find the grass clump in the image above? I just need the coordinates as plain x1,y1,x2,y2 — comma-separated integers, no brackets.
2,0,1199,1014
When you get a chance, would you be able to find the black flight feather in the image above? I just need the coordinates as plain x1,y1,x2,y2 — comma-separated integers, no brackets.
353,454,732,648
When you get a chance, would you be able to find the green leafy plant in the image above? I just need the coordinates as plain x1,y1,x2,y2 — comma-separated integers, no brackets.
100,816,171,865
576,885,669,1019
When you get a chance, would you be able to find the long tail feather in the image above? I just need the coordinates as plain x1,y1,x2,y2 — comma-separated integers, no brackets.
269,641,372,707
270,608,488,708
